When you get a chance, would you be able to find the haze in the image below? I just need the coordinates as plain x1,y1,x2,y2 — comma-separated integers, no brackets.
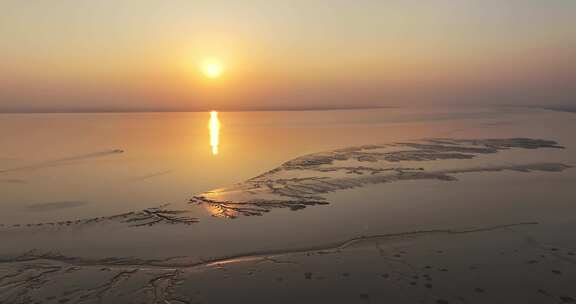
1,0,575,112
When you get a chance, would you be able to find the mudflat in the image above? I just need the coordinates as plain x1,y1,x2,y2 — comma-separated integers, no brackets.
1,107,575,303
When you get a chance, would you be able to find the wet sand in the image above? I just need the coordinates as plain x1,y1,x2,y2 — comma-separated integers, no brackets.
1,222,576,303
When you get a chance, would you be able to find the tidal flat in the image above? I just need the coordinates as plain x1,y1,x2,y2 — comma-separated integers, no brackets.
0,106,575,303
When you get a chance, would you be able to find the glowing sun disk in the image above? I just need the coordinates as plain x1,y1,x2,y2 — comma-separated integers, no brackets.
202,60,224,78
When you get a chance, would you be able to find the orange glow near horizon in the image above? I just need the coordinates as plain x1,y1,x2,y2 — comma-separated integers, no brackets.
2,1,575,112
209,111,221,155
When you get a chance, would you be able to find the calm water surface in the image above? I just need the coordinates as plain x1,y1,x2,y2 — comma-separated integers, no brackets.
0,107,574,259
0,107,522,223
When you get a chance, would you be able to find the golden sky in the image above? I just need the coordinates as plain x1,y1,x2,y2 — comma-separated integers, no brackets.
1,0,575,112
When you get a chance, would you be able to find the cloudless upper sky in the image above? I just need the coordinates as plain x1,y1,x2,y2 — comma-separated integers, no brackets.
1,0,575,112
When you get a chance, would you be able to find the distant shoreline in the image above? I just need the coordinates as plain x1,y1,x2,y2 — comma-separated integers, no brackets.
1,104,574,114
541,106,576,114
0,105,394,114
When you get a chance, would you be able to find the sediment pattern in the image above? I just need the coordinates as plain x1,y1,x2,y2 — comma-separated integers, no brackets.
0,138,569,228
0,222,544,304
0,205,198,231
190,138,569,218
3,222,576,303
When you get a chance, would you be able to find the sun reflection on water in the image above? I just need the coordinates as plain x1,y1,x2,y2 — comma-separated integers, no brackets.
209,111,221,155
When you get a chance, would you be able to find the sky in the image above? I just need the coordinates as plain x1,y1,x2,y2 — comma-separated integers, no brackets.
0,0,575,112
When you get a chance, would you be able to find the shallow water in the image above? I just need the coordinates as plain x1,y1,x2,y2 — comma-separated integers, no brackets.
1,106,575,303
1,106,572,223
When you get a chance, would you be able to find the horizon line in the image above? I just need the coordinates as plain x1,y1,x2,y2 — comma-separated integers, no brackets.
0,105,392,114
0,104,572,114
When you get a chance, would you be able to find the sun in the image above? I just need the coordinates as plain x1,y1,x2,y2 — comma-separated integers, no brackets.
201,59,224,79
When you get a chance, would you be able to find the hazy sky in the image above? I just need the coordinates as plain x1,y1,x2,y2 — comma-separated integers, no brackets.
1,0,575,112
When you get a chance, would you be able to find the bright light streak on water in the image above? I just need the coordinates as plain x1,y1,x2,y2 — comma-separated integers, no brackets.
209,111,220,155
